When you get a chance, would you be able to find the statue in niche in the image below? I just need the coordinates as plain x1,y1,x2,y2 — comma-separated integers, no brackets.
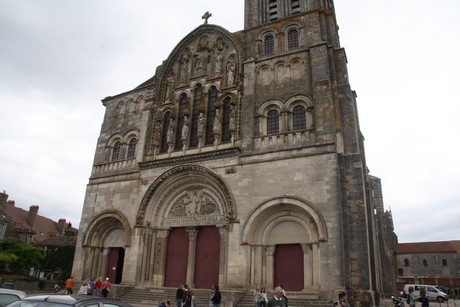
165,73,175,101
214,53,222,75
180,53,190,81
227,62,235,86
197,112,205,138
213,108,222,136
182,115,190,141
194,55,203,75
166,117,175,144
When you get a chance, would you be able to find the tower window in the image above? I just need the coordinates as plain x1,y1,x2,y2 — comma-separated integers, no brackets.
267,110,279,134
112,141,121,161
205,86,218,145
175,94,188,150
288,29,299,50
269,0,278,21
221,97,232,143
291,0,301,14
264,35,275,56
160,112,171,153
190,84,202,148
127,138,137,159
292,105,306,130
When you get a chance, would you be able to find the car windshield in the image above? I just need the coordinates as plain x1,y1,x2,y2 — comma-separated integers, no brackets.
8,303,73,307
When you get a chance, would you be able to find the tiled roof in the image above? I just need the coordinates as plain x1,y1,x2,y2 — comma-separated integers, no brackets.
3,203,77,243
396,241,460,257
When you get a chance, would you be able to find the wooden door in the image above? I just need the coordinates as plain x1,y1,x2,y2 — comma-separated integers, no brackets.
194,226,220,289
164,228,189,287
274,244,304,291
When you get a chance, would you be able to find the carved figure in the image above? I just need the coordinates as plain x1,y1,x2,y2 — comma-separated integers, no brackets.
165,73,175,100
167,118,175,144
182,115,190,141
215,53,222,74
181,54,190,81
229,104,236,132
227,62,235,86
197,112,205,138
213,108,222,136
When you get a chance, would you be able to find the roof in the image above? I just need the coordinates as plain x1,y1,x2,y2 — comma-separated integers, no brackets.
3,203,77,243
396,241,460,257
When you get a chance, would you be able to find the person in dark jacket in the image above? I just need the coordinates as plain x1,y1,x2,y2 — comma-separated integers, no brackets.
211,284,222,307
176,285,185,307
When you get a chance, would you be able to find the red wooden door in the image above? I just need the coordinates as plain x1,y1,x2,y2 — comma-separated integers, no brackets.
194,226,220,289
274,244,304,291
107,247,124,283
164,228,189,287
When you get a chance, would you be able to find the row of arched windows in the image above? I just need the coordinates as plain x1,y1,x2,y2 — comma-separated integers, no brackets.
158,84,235,153
106,132,139,162
263,27,299,57
258,97,314,136
115,99,141,117
403,258,448,267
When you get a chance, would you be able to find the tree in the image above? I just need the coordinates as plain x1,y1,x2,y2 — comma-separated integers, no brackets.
0,237,45,275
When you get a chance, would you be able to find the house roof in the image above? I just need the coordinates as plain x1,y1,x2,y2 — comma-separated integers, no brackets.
3,203,77,243
396,241,460,257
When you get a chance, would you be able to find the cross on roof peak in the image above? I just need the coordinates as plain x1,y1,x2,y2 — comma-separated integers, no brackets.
202,11,212,24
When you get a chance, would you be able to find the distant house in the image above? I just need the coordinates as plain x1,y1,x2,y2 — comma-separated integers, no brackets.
396,241,460,295
0,190,77,279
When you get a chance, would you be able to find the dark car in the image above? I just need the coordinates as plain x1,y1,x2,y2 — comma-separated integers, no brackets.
0,289,26,307
6,294,132,307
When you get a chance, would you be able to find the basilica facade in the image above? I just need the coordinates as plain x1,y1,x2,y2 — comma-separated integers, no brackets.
72,0,396,304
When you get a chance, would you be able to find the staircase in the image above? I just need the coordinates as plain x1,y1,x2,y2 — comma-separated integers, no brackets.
118,287,332,307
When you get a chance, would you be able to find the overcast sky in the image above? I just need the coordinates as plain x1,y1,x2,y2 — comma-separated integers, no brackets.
1,1,459,243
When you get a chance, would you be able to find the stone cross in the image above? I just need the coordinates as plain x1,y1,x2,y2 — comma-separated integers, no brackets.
202,11,212,24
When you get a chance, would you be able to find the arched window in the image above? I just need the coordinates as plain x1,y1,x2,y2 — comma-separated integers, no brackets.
190,84,202,148
127,138,137,159
160,112,171,153
205,87,218,145
267,110,279,134
398,268,403,276
287,29,299,50
264,35,275,56
175,94,188,150
112,141,122,161
404,259,410,267
442,259,447,266
292,105,306,130
221,97,232,142
423,259,428,267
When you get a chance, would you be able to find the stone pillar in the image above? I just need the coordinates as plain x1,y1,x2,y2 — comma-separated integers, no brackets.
101,248,109,278
153,230,169,287
302,244,313,290
148,231,157,284
186,227,198,288
266,246,275,290
218,226,228,287
312,243,320,289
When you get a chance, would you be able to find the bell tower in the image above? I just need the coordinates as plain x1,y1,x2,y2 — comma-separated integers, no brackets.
244,0,334,29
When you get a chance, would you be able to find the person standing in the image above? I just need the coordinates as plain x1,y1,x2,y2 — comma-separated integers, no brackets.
210,284,221,307
419,287,429,307
176,284,185,307
65,276,74,294
254,287,261,307
258,287,268,307
408,286,417,307
267,286,288,307
101,277,111,298
95,277,102,297
87,278,95,296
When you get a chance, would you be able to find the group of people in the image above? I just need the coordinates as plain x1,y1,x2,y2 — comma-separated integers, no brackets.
407,286,430,307
62,276,111,297
254,285,288,307
174,284,222,307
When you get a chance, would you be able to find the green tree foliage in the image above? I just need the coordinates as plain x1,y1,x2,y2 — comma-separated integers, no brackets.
0,237,45,275
0,252,18,272
41,245,75,279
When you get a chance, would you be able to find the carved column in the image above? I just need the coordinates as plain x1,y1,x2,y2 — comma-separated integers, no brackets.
312,242,320,289
266,246,275,290
153,230,169,287
218,226,229,286
101,248,109,278
186,227,198,288
302,244,313,290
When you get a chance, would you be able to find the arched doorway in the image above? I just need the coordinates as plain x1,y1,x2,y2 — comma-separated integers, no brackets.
274,244,304,291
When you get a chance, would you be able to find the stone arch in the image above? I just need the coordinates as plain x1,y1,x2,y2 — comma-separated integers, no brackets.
242,196,327,244
82,210,131,247
137,165,235,228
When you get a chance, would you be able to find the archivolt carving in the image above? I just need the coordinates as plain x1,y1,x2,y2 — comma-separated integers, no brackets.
137,165,235,227
82,210,131,247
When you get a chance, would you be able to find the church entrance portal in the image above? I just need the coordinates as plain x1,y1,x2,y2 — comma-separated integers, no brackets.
164,226,220,288
274,244,304,291
107,247,125,284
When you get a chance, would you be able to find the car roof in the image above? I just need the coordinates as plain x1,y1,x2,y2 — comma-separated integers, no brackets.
11,294,132,307
0,288,26,298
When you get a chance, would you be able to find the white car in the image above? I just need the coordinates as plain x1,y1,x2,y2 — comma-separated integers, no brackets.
403,284,448,302
0,288,26,307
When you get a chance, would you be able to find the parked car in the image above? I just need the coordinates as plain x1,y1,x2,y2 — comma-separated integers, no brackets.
0,289,26,307
6,294,132,307
403,284,449,302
